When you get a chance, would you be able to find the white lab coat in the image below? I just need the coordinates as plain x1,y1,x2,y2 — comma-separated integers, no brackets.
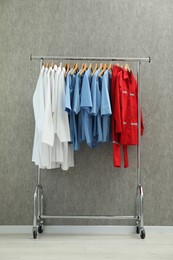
32,67,50,168
32,66,74,170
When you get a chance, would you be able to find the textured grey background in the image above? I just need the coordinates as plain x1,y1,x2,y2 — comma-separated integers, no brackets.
0,0,173,226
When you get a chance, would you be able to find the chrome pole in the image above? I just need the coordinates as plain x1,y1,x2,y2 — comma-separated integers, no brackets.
136,61,145,236
40,215,138,220
137,61,141,185
33,186,38,228
30,54,150,63
37,167,41,219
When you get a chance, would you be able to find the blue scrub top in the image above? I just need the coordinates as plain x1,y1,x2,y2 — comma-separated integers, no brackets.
73,70,83,150
90,68,102,146
100,69,112,142
80,68,93,147
65,69,78,150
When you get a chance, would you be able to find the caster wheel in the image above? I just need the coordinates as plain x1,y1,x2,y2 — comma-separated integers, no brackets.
136,226,140,234
38,225,43,234
33,228,37,239
140,229,146,239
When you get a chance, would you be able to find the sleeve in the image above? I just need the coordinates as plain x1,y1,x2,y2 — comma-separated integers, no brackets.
41,69,54,147
114,72,122,133
141,110,144,135
90,76,97,115
56,70,71,142
33,68,44,133
73,75,80,114
51,69,55,113
65,73,71,114
80,72,92,110
101,72,112,116
135,77,144,135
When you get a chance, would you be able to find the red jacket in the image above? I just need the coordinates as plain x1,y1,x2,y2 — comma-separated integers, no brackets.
111,65,144,168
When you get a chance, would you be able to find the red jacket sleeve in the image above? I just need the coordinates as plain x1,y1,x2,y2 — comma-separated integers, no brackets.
141,109,144,135
115,72,122,133
135,75,144,135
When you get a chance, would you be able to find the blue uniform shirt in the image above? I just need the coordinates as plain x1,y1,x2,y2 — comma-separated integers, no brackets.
73,70,83,150
100,69,112,142
90,68,102,145
65,69,78,150
90,69,100,116
80,68,93,147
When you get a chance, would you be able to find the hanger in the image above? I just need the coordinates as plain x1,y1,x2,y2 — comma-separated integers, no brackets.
107,63,112,73
64,63,70,77
107,63,112,70
70,63,78,75
71,63,78,75
70,63,75,74
45,63,49,68
98,63,107,77
91,64,98,76
51,61,54,68
117,63,123,68
124,63,131,72
99,63,103,70
88,63,92,71
64,63,67,76
80,63,87,76
80,63,85,71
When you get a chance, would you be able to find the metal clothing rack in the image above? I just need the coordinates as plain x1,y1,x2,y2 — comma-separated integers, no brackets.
30,54,151,239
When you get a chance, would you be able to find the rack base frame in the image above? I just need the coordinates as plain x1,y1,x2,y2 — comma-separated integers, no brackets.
33,180,145,239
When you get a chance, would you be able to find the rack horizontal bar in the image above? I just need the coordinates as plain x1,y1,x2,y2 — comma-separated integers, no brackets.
30,54,151,63
41,215,138,220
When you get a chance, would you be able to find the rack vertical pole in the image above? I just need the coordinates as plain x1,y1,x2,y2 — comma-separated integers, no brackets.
136,61,144,234
137,61,141,185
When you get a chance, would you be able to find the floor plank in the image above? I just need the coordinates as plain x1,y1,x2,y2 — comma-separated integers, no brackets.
0,234,172,260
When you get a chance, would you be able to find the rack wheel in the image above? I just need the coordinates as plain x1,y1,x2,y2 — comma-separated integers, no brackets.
140,229,146,239
38,225,43,234
33,228,37,239
136,226,140,234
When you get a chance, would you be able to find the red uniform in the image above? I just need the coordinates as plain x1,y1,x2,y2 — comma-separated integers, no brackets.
111,65,144,168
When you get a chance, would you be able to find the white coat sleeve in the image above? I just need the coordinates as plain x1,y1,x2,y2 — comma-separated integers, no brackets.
33,66,45,133
56,68,71,142
32,67,44,165
41,68,54,147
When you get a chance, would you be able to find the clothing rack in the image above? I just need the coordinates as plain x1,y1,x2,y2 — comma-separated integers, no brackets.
30,54,151,239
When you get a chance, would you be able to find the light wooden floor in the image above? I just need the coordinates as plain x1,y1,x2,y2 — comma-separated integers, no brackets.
0,233,173,260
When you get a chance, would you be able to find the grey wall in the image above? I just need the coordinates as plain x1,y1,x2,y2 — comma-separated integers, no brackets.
0,0,173,226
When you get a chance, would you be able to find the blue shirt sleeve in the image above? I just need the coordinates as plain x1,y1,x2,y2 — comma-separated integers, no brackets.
90,69,100,116
73,72,80,114
101,70,112,116
80,69,92,110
